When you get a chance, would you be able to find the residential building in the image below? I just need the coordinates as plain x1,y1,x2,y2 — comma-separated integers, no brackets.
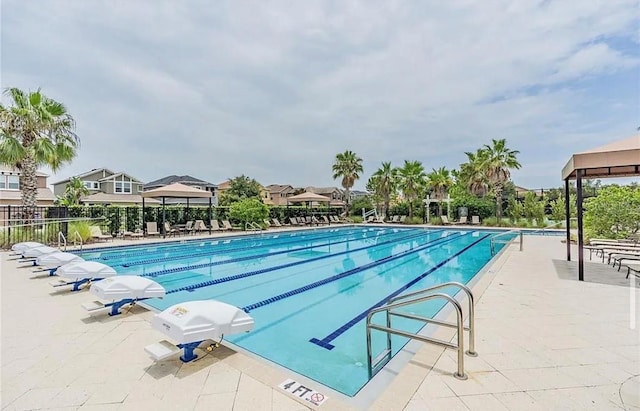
145,175,218,205
264,184,295,206
53,168,150,205
0,168,56,206
305,186,346,207
350,190,370,201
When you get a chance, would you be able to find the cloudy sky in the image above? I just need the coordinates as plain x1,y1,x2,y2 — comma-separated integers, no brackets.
2,0,638,190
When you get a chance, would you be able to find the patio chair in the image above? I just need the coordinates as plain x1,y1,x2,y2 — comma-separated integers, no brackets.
452,216,468,225
399,215,407,223
221,220,238,231
90,226,113,242
271,218,283,227
193,220,208,234
146,222,161,237
321,216,330,224
210,220,223,231
392,215,400,223
471,215,481,225
289,217,302,226
441,215,452,225
123,229,144,240
164,222,178,237
180,221,194,235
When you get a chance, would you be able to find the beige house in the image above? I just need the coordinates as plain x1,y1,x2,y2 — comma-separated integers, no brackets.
0,168,56,206
53,168,150,205
305,186,344,201
144,175,218,205
264,184,295,206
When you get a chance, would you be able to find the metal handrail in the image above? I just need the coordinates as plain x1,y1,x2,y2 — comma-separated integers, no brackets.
58,231,66,251
490,229,523,255
1,217,105,228
244,221,262,232
72,230,83,250
366,282,476,381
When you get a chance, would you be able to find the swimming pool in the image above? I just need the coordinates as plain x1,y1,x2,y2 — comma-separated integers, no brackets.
77,226,510,396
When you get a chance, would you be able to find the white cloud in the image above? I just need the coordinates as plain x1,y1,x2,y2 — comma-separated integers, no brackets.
1,0,638,190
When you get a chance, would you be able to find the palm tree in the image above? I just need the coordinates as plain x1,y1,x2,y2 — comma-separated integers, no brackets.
370,162,397,218
458,149,489,196
332,150,363,211
397,160,426,220
60,177,89,205
480,139,521,221
427,166,453,216
0,88,79,210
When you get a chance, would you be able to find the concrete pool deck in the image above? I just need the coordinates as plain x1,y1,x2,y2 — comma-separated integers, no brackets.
1,232,639,410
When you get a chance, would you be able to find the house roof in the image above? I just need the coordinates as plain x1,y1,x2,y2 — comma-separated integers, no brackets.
145,175,216,188
141,183,212,199
306,186,342,195
53,168,116,185
98,172,143,183
81,193,160,204
0,188,56,202
265,184,294,193
562,135,640,180
217,180,232,190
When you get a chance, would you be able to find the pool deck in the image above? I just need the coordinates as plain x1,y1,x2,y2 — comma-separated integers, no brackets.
1,230,639,410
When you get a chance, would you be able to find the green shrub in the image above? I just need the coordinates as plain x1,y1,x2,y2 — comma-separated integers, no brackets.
584,185,640,239
483,217,498,227
451,194,495,220
430,216,443,225
229,198,269,227
68,221,93,243
351,216,363,223
405,216,423,225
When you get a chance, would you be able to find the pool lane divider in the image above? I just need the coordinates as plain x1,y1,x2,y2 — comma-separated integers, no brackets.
241,232,467,313
161,230,444,293
118,228,396,267
309,233,491,350
141,229,436,280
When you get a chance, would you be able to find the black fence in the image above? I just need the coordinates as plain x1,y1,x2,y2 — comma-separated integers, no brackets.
0,205,344,248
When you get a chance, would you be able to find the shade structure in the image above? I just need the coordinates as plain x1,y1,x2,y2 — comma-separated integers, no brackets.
562,135,640,281
141,183,213,237
141,183,212,199
286,191,331,204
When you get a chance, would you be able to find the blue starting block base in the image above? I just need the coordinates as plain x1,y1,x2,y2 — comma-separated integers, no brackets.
177,341,204,362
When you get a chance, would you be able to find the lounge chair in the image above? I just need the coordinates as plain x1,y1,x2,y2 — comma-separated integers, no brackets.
321,216,330,224
164,222,178,237
391,215,400,223
123,229,144,240
399,215,407,223
210,220,223,231
146,222,161,237
193,220,208,234
180,221,194,235
90,226,113,242
221,220,238,231
271,218,283,227
452,216,468,225
441,215,452,225
289,217,302,226
471,215,481,225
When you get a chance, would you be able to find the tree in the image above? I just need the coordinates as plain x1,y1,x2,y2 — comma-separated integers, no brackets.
426,166,453,216
457,149,489,196
0,88,79,209
480,139,521,221
370,161,397,218
584,185,640,240
332,150,363,211
219,175,262,206
229,198,269,228
397,160,426,219
56,177,89,205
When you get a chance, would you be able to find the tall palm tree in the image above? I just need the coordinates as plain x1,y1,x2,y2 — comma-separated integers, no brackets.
480,139,521,221
332,150,363,211
458,149,489,196
427,166,453,216
0,88,79,209
397,160,426,220
371,161,397,218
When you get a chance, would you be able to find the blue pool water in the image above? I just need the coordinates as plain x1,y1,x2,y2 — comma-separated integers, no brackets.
76,226,510,396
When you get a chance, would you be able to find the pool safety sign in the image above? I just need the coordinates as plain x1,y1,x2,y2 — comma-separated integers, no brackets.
278,379,328,406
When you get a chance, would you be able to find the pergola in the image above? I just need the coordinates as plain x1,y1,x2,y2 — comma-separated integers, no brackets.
561,135,640,280
141,183,213,237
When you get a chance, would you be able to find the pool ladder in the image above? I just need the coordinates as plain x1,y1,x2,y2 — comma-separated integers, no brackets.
366,282,476,380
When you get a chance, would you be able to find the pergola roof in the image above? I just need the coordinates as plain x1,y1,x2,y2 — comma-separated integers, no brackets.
561,135,640,180
141,183,212,198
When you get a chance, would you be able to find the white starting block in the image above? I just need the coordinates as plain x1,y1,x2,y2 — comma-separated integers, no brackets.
22,245,58,259
35,252,84,274
12,242,44,254
82,276,165,316
145,300,254,362
51,261,117,292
